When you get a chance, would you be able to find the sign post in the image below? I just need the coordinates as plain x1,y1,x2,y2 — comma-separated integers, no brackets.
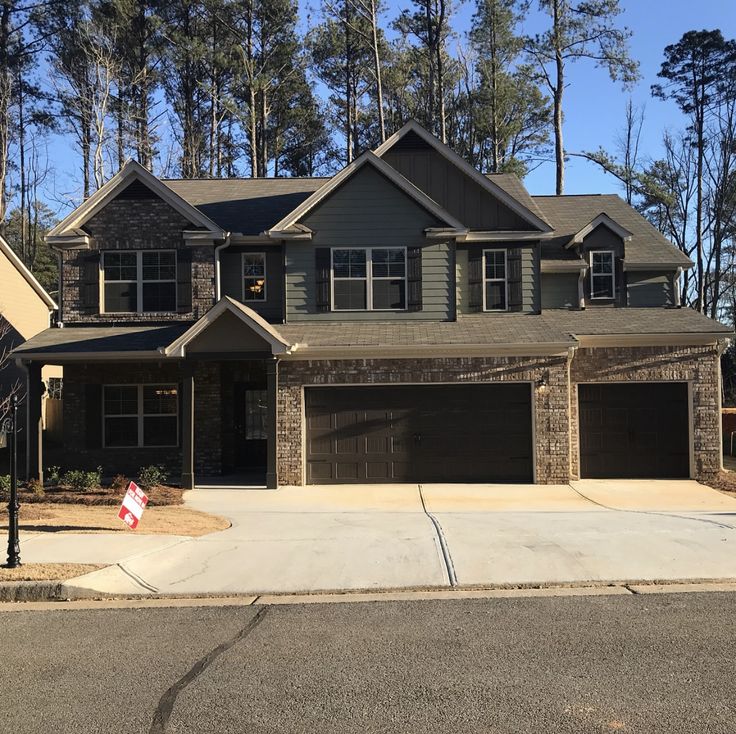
118,481,149,530
3,395,20,567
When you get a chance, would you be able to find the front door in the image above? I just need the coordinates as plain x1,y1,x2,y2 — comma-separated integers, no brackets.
233,383,267,469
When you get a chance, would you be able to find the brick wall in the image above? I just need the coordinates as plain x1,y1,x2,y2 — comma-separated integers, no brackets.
276,356,572,486
63,197,216,323
569,345,721,480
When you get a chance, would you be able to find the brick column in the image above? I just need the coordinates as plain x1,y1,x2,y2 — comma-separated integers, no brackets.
26,362,44,482
266,358,278,489
181,363,195,489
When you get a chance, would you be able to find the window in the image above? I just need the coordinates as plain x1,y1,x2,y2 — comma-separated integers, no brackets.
242,253,267,301
483,249,507,311
332,247,406,311
103,384,178,448
590,251,615,299
103,251,177,313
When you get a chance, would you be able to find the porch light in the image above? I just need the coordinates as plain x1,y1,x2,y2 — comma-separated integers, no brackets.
536,375,549,393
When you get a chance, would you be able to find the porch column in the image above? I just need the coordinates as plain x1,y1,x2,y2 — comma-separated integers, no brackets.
26,362,43,482
266,357,278,489
181,363,195,490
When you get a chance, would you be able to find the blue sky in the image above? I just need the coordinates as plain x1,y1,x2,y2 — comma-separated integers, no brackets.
44,0,736,211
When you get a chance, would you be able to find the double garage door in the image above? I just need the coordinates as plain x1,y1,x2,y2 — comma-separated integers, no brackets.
306,384,533,484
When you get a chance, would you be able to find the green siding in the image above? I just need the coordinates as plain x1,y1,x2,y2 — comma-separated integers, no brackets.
220,245,284,322
627,271,674,307
456,244,538,313
285,165,450,321
541,273,579,309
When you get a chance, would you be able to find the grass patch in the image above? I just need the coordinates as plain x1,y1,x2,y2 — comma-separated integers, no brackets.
0,563,104,582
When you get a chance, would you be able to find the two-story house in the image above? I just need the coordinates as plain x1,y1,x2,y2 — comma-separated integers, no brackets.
14,121,731,488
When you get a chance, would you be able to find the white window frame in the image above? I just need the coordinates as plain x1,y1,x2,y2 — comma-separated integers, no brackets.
241,252,267,302
101,250,177,314
331,246,407,312
590,250,615,300
482,249,509,312
102,384,179,449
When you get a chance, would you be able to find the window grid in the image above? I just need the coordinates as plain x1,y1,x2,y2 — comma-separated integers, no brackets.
242,253,267,302
102,250,177,314
103,384,179,448
483,249,508,312
590,250,615,299
331,247,407,311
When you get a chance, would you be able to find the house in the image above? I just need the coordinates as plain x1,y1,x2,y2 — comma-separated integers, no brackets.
0,234,59,472
12,121,731,488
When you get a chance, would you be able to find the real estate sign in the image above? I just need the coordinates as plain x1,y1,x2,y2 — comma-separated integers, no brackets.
118,481,149,530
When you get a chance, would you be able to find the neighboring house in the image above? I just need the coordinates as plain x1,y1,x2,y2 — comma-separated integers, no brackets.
0,235,58,472
12,121,731,488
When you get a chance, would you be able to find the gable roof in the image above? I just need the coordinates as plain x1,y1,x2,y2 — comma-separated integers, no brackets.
373,120,552,233
268,151,466,234
565,212,633,248
47,160,226,240
0,234,57,310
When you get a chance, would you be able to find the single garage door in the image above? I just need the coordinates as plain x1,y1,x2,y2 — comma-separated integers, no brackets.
305,384,533,484
579,383,689,479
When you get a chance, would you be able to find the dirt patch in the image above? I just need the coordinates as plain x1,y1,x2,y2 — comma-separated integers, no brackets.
0,563,104,582
9,484,184,507
0,504,230,536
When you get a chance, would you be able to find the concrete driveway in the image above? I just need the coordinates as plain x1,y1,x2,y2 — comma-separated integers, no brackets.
46,479,736,596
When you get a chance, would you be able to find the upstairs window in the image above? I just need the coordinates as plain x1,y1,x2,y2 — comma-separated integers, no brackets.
242,253,267,301
590,251,615,299
103,250,177,313
483,249,508,311
332,247,406,311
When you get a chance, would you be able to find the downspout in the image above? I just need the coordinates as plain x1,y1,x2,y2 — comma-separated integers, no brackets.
214,233,231,302
674,267,683,308
578,266,587,310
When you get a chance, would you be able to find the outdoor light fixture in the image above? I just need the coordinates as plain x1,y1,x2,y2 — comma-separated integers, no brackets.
536,375,549,393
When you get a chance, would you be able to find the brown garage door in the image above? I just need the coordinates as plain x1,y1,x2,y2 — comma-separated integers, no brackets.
305,384,533,484
579,383,689,479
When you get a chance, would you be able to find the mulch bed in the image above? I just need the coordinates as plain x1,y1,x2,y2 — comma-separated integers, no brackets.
703,470,736,496
2,484,184,507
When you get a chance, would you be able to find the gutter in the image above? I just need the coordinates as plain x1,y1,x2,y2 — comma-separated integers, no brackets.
578,265,588,310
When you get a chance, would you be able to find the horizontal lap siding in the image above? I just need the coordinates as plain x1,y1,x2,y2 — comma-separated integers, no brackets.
285,165,450,321
627,271,674,307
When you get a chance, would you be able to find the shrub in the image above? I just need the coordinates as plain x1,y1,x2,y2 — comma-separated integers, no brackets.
110,474,128,492
61,466,103,492
46,466,62,484
0,474,9,499
27,478,45,498
138,465,168,489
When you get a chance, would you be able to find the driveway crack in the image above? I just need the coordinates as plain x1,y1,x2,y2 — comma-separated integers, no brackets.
149,606,270,733
418,484,458,587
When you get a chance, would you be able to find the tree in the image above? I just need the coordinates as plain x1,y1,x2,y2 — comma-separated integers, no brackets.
653,30,736,313
525,0,639,194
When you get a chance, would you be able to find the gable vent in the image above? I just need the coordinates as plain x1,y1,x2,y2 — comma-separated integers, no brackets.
116,178,160,200
392,130,433,151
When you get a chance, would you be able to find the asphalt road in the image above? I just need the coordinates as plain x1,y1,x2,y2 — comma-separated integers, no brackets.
1,593,735,733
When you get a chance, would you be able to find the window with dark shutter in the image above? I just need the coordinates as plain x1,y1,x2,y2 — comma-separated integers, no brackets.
177,249,193,313
468,249,483,312
407,247,422,311
81,252,101,314
315,248,331,312
507,248,523,312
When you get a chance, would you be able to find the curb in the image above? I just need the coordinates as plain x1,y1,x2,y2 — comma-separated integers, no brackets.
0,581,66,603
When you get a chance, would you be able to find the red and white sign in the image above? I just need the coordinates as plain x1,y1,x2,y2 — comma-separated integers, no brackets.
118,481,149,530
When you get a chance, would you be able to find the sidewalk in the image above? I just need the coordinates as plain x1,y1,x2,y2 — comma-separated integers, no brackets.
19,480,736,597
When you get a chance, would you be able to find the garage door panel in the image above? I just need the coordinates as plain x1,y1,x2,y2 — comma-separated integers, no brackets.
306,384,533,484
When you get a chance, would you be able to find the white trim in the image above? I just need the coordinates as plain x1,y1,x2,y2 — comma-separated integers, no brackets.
242,252,267,303
282,343,573,359
0,234,57,310
330,247,408,312
540,259,586,274
565,213,633,249
268,151,466,234
460,231,555,242
163,296,291,357
573,333,730,348
47,160,225,240
624,262,692,271
589,250,615,300
372,120,553,233
482,249,509,312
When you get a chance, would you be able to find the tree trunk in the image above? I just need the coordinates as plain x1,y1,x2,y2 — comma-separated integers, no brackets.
0,2,12,224
553,0,565,195
345,0,354,163
436,0,447,143
369,0,385,142
695,101,705,313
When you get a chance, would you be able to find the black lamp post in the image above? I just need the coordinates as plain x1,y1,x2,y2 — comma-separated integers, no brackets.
3,395,20,568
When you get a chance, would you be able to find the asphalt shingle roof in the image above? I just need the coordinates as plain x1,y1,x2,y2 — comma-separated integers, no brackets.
486,174,550,227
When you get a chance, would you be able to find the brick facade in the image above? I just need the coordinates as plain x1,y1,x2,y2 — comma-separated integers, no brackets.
62,197,216,323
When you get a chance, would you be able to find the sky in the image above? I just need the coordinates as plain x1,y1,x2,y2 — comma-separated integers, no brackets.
43,0,736,212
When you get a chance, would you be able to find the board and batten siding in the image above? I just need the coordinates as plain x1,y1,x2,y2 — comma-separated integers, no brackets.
627,271,674,307
220,245,284,322
541,273,579,309
456,244,539,313
285,165,451,321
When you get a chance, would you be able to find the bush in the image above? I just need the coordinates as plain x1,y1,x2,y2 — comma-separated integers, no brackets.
138,465,169,489
0,474,9,499
27,478,45,498
46,466,62,484
110,474,128,492
61,467,103,492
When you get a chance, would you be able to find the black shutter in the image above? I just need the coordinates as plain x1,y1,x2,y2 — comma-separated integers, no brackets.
177,249,193,313
81,252,101,314
507,248,523,312
407,246,422,312
315,248,331,312
468,249,483,312
85,384,102,449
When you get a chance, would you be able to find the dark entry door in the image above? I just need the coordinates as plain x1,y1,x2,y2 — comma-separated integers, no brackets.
578,382,689,479
233,383,267,469
305,384,533,484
